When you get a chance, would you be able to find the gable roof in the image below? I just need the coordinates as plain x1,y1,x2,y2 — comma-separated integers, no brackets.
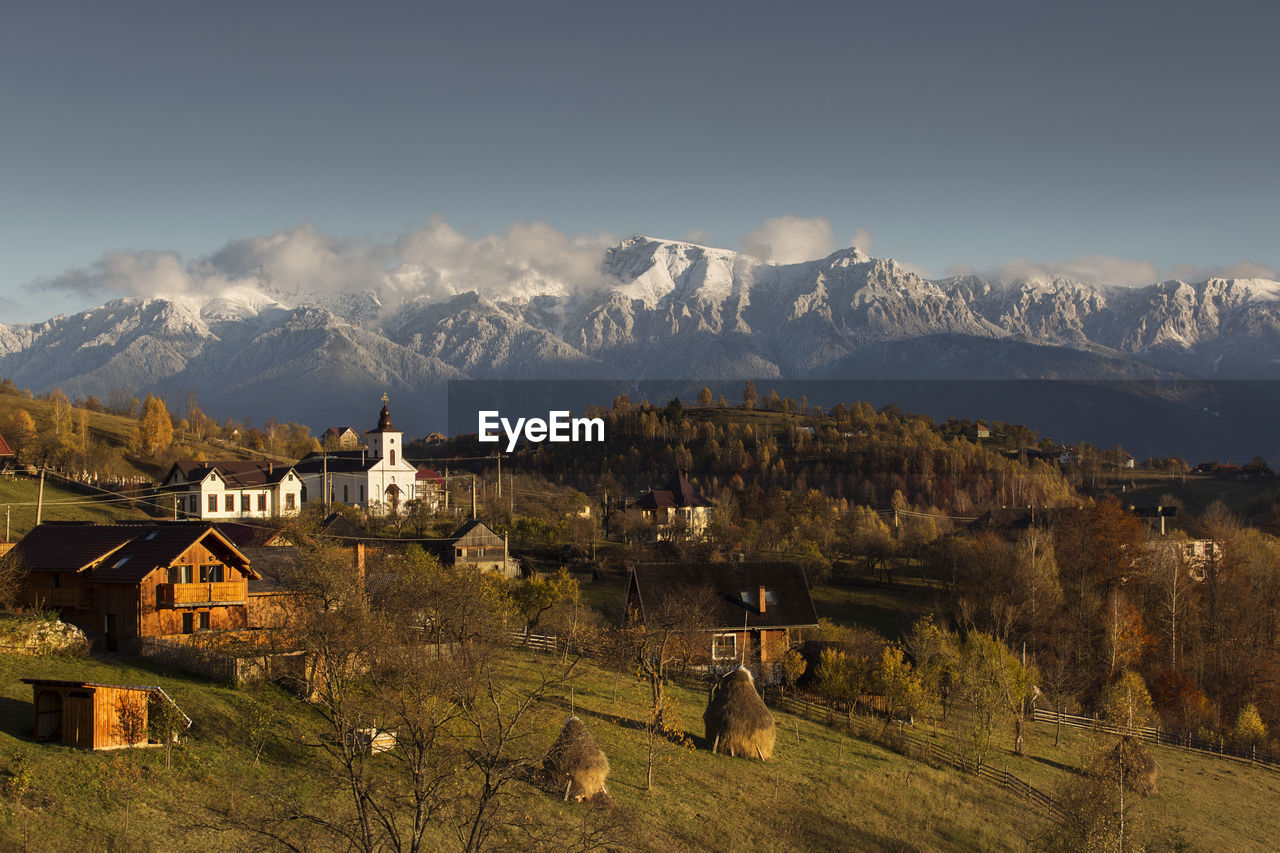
294,450,379,475
628,561,818,630
0,432,12,456
631,471,714,510
6,522,257,583
322,426,358,439
446,520,504,547
166,460,296,488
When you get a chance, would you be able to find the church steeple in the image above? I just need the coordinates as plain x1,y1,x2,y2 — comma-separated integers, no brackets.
365,394,402,462
373,392,393,432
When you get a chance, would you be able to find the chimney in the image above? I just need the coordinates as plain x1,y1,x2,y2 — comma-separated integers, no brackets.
758,585,767,615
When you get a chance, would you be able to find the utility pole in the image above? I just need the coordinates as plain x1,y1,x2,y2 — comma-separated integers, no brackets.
323,452,329,511
5,506,9,541
471,475,477,520
496,455,501,498
444,465,449,511
510,473,514,515
36,468,45,526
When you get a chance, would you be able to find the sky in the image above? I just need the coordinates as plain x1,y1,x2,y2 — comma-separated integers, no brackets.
3,0,1278,320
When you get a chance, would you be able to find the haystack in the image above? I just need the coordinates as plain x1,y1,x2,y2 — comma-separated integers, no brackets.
1108,735,1158,795
544,716,610,802
704,666,776,760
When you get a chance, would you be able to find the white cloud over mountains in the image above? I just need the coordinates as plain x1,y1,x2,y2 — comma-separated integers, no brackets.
33,216,1278,312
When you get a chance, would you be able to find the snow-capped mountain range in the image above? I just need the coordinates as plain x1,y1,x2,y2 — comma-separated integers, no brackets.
5,236,1280,432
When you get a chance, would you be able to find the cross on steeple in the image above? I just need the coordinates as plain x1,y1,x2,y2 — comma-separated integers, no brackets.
381,391,389,406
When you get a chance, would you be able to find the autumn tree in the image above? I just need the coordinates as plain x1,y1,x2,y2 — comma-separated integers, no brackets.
134,393,174,456
511,568,580,640
1099,670,1156,734
953,632,1037,762
6,409,37,460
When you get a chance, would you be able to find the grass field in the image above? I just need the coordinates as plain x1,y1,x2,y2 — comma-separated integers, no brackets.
0,646,1056,853
899,708,1280,853
1099,470,1280,522
0,475,153,540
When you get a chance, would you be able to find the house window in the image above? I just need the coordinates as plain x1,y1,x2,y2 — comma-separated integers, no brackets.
241,494,250,512
712,633,738,661
258,494,266,512
208,495,217,512
182,613,194,634
168,565,193,584
199,564,223,583
225,494,234,512
199,611,211,631
285,493,296,510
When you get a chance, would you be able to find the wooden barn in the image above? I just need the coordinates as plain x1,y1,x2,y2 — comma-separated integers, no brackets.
21,678,190,750
439,520,513,578
626,561,818,681
9,522,258,652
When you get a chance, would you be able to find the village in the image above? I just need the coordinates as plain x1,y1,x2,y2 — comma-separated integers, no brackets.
0,387,1278,851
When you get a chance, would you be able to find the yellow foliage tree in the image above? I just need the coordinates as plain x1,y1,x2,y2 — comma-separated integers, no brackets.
135,394,174,457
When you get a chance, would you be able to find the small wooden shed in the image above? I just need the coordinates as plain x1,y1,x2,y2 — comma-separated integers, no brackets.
21,678,190,750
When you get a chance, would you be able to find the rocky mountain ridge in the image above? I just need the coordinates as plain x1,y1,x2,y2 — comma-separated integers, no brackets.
4,236,1280,430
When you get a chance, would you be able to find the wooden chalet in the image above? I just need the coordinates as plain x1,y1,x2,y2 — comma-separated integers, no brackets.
439,520,513,578
9,522,258,652
22,678,191,750
626,562,818,679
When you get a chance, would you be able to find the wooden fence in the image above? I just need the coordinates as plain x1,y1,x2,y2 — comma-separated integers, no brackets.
770,693,1061,818
1032,708,1280,772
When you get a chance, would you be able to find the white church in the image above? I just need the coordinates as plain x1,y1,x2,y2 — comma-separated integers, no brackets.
294,395,419,513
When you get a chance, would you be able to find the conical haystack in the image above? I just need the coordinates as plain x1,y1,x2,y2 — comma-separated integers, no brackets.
544,716,610,802
1108,735,1158,795
704,666,775,760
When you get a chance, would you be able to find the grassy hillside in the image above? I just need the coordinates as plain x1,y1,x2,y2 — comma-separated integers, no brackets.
0,475,153,541
0,648,1055,853
0,392,293,483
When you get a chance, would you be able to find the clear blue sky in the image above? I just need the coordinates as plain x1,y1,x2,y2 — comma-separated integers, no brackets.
3,0,1278,319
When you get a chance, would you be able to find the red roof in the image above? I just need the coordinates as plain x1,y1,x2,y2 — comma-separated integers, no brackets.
0,432,12,456
416,467,445,484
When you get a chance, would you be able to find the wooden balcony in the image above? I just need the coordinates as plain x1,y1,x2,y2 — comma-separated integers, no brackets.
157,581,246,608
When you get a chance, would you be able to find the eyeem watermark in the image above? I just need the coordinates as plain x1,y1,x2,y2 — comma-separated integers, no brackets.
478,410,605,452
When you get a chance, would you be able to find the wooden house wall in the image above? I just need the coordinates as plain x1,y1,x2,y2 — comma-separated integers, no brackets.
93,686,149,749
66,690,94,749
136,540,250,638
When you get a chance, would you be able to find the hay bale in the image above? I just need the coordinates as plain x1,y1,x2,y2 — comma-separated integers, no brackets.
544,716,610,802
704,666,776,760
1108,736,1158,795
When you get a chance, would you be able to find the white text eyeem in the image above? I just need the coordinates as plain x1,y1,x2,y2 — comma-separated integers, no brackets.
477,410,605,453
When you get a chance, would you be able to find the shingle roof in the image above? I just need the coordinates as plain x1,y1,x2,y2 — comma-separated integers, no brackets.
630,471,714,510
6,522,256,584
167,460,296,488
629,562,818,630
294,451,378,475
0,432,12,456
